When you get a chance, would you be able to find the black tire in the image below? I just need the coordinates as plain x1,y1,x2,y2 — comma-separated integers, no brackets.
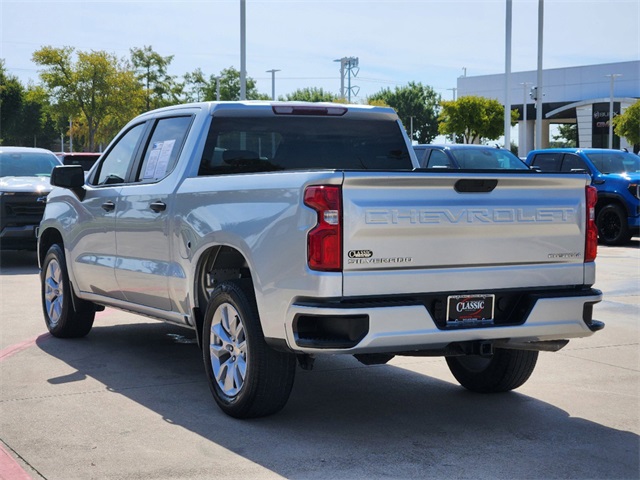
597,203,631,246
446,349,538,393
202,280,296,418
41,244,95,338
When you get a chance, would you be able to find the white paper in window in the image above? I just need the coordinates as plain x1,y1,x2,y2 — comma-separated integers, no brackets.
153,139,175,178
143,142,163,179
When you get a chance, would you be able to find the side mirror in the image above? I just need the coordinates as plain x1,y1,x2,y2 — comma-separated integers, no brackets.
51,165,86,199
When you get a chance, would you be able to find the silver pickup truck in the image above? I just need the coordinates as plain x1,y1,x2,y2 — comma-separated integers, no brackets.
38,101,603,418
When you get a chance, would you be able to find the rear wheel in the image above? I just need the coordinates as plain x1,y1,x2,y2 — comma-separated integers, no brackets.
41,244,95,338
446,349,538,393
597,203,631,246
202,280,296,418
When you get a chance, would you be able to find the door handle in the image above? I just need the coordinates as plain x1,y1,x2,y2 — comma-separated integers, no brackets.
101,201,115,212
150,201,167,213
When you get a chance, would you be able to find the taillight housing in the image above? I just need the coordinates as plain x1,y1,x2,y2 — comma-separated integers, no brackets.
304,185,342,271
585,186,598,263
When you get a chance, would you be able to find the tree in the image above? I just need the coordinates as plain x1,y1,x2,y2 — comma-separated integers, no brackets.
438,95,519,144
367,82,440,144
32,46,144,151
184,68,208,102
613,100,640,153
0,60,25,144
0,61,58,148
130,45,179,110
201,67,269,101
551,123,578,148
279,87,339,102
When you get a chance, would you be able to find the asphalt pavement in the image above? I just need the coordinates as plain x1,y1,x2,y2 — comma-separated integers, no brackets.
1,241,638,480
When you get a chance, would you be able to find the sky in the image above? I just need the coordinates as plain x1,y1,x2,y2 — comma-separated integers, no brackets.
1,0,639,103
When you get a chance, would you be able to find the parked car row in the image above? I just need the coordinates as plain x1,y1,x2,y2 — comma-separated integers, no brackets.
0,143,637,252
0,147,101,251
411,144,639,246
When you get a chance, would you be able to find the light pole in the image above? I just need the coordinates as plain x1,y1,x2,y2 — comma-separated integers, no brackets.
606,73,622,149
520,82,532,157
240,0,246,100
266,69,280,100
447,87,457,143
535,0,544,149
504,0,513,149
214,76,222,101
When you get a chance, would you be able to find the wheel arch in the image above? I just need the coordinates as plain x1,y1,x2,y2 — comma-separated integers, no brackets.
192,244,253,347
38,227,64,269
595,193,630,217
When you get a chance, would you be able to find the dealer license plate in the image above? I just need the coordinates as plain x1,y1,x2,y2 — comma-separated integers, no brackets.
446,294,495,327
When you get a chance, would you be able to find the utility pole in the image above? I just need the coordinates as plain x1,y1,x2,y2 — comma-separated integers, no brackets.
334,57,359,102
266,69,280,100
606,73,622,149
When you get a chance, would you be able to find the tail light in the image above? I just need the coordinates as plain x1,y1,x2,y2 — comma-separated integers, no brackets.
304,185,342,271
585,186,598,263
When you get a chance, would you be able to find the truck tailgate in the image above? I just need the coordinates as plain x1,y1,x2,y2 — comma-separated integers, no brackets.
341,172,591,296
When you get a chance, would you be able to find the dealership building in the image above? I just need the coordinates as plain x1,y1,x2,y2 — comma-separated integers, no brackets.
456,60,639,155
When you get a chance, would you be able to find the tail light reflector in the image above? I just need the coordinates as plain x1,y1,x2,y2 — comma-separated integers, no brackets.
585,186,598,263
304,185,342,271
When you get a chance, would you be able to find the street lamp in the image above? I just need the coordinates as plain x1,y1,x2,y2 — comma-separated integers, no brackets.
266,69,280,101
520,82,532,157
240,0,246,100
606,73,622,149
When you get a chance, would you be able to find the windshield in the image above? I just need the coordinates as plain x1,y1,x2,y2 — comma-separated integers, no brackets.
449,148,528,170
586,152,640,174
0,152,60,177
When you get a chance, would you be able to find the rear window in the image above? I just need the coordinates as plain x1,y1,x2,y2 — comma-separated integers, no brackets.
449,148,528,170
198,116,412,175
0,152,60,177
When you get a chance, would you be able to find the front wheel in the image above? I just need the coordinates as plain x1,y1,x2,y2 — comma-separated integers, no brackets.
202,280,296,418
41,244,95,338
446,349,538,393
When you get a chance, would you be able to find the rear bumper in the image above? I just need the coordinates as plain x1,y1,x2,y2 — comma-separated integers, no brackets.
283,288,603,354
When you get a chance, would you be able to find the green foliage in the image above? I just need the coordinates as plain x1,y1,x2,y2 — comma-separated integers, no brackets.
613,100,640,149
200,67,269,101
183,68,208,102
551,123,578,148
279,87,339,102
0,60,24,145
32,46,145,151
438,95,519,144
367,82,440,144
0,61,58,148
130,45,179,110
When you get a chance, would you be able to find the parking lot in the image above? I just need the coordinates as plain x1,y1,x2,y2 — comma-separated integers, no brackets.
1,242,638,480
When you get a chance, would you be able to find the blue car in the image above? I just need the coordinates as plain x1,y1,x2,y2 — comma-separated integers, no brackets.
526,148,640,245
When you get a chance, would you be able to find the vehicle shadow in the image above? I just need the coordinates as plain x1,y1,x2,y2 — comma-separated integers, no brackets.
36,322,639,479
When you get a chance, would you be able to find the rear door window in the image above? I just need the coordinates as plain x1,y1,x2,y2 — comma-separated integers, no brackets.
136,116,193,183
531,153,562,172
560,154,588,173
425,149,451,168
